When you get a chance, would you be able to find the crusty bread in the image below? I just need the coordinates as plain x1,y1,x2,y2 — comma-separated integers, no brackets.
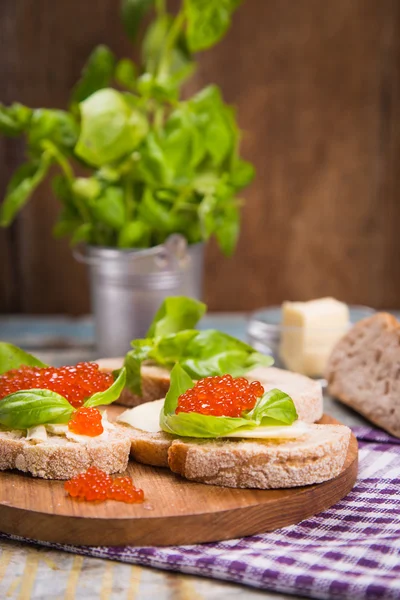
119,425,175,467
96,358,170,408
0,426,130,480
168,424,351,489
326,312,400,437
246,366,323,423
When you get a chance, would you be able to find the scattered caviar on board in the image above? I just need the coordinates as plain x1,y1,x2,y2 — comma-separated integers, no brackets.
65,467,144,504
176,374,265,418
0,362,114,408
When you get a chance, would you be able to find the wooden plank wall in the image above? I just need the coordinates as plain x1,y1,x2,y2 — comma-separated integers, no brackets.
0,0,399,314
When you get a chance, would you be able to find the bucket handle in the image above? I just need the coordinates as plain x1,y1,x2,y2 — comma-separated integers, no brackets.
73,234,191,271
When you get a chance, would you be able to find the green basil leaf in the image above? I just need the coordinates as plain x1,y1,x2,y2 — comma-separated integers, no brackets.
147,296,206,337
121,0,154,42
75,89,148,167
92,187,125,230
72,177,101,201
215,201,240,256
118,220,151,248
0,389,74,430
179,329,273,378
0,103,32,136
70,223,93,245
84,367,126,407
0,342,47,375
162,363,194,415
247,388,298,425
124,342,155,395
28,109,79,155
185,0,241,52
115,58,137,90
0,154,52,226
71,45,116,106
230,158,255,190
152,330,198,365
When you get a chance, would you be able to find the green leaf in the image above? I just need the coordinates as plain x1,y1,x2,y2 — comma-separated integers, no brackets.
28,109,79,155
147,296,206,337
0,389,74,430
70,223,93,245
179,329,273,379
0,342,47,375
84,368,126,407
152,330,198,365
0,154,52,226
0,103,32,136
71,45,116,106
185,0,241,52
115,58,137,90
190,86,235,166
215,202,240,256
123,342,155,395
75,88,148,167
72,177,101,201
137,188,189,233
92,187,125,230
247,388,298,426
230,158,255,190
118,220,150,248
162,363,194,415
121,0,154,41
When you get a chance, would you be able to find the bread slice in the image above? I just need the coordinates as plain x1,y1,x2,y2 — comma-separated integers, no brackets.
168,424,351,489
96,358,170,408
0,425,130,480
326,312,400,437
117,366,323,467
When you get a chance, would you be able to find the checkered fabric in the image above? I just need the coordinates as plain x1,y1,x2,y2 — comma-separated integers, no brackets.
2,427,400,600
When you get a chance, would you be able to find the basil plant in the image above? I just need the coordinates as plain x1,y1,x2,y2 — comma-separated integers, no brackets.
0,0,254,255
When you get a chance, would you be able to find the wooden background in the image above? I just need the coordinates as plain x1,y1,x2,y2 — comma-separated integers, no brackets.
1,0,400,314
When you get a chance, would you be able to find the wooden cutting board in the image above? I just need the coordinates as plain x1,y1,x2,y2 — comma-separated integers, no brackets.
0,414,358,546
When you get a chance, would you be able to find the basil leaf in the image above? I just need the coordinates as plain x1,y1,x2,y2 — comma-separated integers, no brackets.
124,342,155,395
179,330,273,378
71,45,116,106
185,0,241,53
84,367,126,407
0,103,32,136
162,363,193,415
92,187,126,230
121,0,154,42
147,296,206,338
118,221,151,249
248,388,298,426
0,154,52,226
0,389,74,430
28,109,79,156
161,411,252,438
0,342,47,375
115,58,137,91
152,330,198,365
75,89,148,167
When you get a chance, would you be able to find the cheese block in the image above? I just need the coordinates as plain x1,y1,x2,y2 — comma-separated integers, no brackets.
279,297,349,377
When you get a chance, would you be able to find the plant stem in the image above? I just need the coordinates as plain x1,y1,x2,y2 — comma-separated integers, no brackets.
157,10,186,78
124,177,135,220
155,0,166,16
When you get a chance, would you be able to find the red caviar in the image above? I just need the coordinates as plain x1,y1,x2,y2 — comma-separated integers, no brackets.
0,362,114,408
64,466,144,503
176,374,265,418
68,407,104,437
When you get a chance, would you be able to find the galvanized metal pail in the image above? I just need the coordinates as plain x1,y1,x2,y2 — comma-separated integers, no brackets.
74,235,204,357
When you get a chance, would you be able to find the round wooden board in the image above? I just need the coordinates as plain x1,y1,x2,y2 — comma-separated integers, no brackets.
0,414,358,547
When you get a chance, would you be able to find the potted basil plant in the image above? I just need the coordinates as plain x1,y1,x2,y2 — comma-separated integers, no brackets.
0,0,255,356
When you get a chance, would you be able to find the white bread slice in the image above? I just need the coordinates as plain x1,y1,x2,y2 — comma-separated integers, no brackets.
96,358,170,408
0,425,130,480
326,312,400,437
168,424,351,489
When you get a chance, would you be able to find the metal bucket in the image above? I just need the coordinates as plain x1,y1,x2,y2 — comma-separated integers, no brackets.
74,235,204,357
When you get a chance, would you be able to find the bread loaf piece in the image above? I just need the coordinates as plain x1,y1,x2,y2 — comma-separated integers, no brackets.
96,358,170,407
0,425,130,479
326,312,400,437
168,424,351,489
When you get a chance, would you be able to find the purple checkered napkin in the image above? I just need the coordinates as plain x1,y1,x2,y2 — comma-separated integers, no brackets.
2,426,400,600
